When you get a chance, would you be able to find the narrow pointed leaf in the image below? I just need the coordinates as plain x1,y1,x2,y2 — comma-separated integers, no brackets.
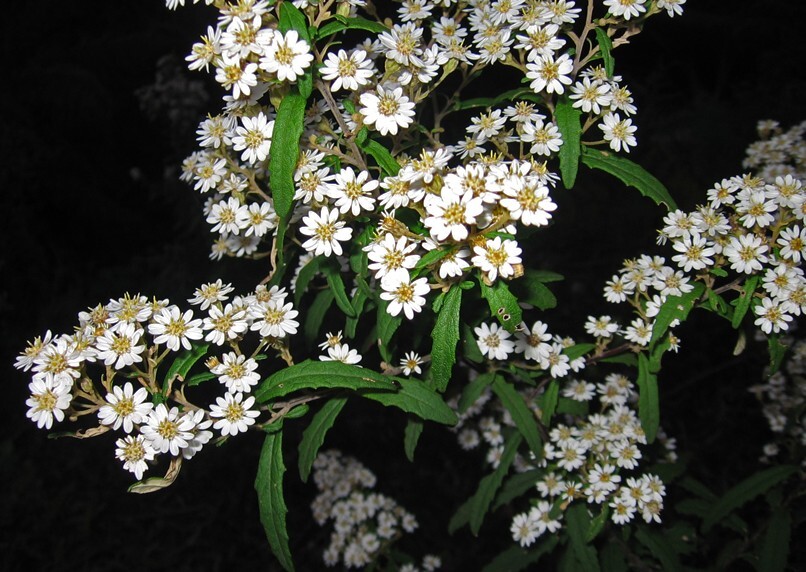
555,98,582,189
650,282,704,346
360,138,401,176
541,380,560,425
637,353,660,443
304,289,335,345
325,270,356,317
163,342,210,387
481,537,558,572
431,286,462,392
468,433,523,535
480,279,522,333
458,372,495,414
565,504,601,572
492,376,542,454
758,506,791,572
635,529,682,572
403,418,424,461
376,299,402,363
361,377,457,425
731,275,760,329
298,397,347,482
255,432,294,571
594,28,615,77
493,469,541,510
270,91,307,219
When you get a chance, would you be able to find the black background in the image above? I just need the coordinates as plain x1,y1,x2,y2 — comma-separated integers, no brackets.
2,1,805,570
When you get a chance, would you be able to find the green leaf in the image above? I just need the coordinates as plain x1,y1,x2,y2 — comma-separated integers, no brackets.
186,371,217,387
361,377,458,425
376,299,402,363
293,255,324,306
492,376,542,454
565,504,601,572
255,360,396,403
758,506,791,572
298,397,347,482
333,14,389,34
324,269,357,318
563,342,595,362
586,506,609,543
599,543,628,572
278,2,309,41
555,97,582,189
527,269,564,283
163,342,210,388
481,537,558,572
731,275,760,329
345,286,369,339
493,469,541,510
702,465,797,532
594,28,615,77
480,279,522,333
637,353,660,443
458,372,495,414
557,396,588,417
413,246,453,274
270,91,307,219
469,433,523,534
768,334,787,375
304,289,335,345
430,286,462,392
255,432,294,571
403,418,424,462
541,380,560,424
515,276,557,311
453,88,542,111
635,529,682,572
581,147,677,211
462,323,485,363
650,282,704,347
360,138,401,176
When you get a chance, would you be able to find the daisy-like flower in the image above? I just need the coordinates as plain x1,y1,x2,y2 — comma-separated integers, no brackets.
514,320,552,361
604,0,647,20
438,248,471,279
378,22,424,67
474,322,515,360
500,178,557,227
671,232,715,272
610,496,637,525
259,29,314,82
115,434,157,480
15,330,53,372
604,274,634,303
320,49,374,91
203,303,249,346
738,190,777,228
320,342,362,365
26,377,72,430
569,77,612,114
539,342,572,378
657,0,686,18
211,352,260,393
148,306,203,352
141,404,196,456
777,225,806,263
95,323,146,370
232,112,275,164
181,409,214,460
98,382,154,433
585,315,619,338
186,25,221,72
400,351,423,376
188,279,234,310
210,392,260,436
754,297,793,334
359,85,416,136
193,155,228,193
380,272,430,320
299,207,353,257
467,109,507,140
600,112,637,153
366,233,420,280
206,197,250,235
214,53,258,99
243,201,278,237
526,53,573,95
511,512,541,547
623,317,653,346
327,167,379,216
31,335,82,386
562,379,596,401
521,119,563,156
249,299,300,338
724,233,768,274
423,189,484,242
472,237,522,282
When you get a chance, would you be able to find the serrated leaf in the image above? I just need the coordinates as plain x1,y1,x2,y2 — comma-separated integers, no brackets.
599,543,628,572
360,138,401,176
255,360,396,403
565,504,601,572
304,289,335,345
557,396,588,417
255,432,294,572
462,322,485,363
345,286,369,339
404,418,424,461
541,380,560,425
637,353,660,443
458,372,494,414
563,342,595,362
594,28,615,77
768,334,787,375
492,376,542,454
555,97,582,189
186,371,217,387
635,529,682,572
376,299,402,363
581,147,677,211
453,88,541,111
333,14,390,34
270,91,307,219
481,537,558,572
278,2,309,40
469,433,523,535
361,377,457,424
324,269,356,318
515,277,557,310
493,469,541,510
298,397,347,482
163,342,210,388
528,270,564,283
650,282,704,346
586,506,609,542
480,279,522,333
430,286,462,392
293,255,324,306
731,275,760,329
702,465,797,532
758,506,791,572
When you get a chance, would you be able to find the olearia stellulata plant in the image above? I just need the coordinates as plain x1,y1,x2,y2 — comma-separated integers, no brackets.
15,0,806,569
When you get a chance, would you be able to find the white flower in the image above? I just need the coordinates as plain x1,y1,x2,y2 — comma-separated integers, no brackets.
604,0,647,20
320,49,374,91
299,207,354,257
249,299,300,338
115,434,157,480
359,85,416,136
244,201,278,237
327,167,379,216
600,112,637,153
754,297,793,334
521,119,563,156
31,335,81,386
320,343,363,365
474,322,515,360
232,112,275,164
569,77,612,114
95,323,146,370
423,189,484,242
214,53,258,98
141,404,196,456
671,232,715,272
623,318,653,346
777,225,806,263
400,351,423,376
188,279,234,310
380,272,430,320
514,320,552,361
203,303,249,346
181,409,214,460
148,306,204,351
193,155,228,193
259,29,314,82
98,382,154,433
366,233,420,279
526,53,573,94
26,377,72,430
210,392,260,436
724,233,768,274
511,512,541,547
472,237,522,282
585,315,619,338
211,352,260,393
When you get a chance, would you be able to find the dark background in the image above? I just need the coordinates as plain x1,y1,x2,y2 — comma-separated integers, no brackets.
2,1,805,570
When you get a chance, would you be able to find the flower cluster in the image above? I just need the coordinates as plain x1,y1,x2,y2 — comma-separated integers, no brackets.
311,450,440,570
15,281,301,481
